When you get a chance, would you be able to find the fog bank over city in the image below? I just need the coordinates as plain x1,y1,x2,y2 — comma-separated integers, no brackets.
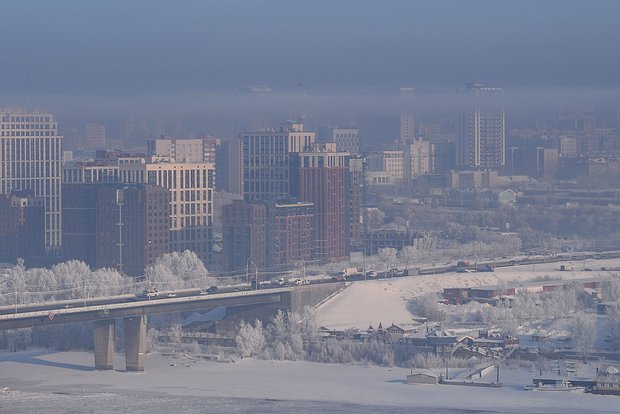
3,0,619,136
2,87,618,139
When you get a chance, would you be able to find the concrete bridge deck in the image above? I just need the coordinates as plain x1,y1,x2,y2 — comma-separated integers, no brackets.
0,287,293,371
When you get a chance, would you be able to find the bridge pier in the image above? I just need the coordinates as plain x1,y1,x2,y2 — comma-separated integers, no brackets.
124,315,146,372
93,319,115,370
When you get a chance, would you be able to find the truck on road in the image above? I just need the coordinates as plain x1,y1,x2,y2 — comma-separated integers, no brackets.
456,260,471,273
343,267,363,278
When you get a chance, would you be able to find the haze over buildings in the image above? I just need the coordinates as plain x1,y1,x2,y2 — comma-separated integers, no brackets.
0,1,619,137
2,3,620,413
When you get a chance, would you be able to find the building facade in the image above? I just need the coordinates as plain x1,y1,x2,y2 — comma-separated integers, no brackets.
241,122,315,202
0,193,46,265
222,199,267,272
400,86,416,143
331,127,359,154
147,137,220,164
139,161,215,265
346,157,365,252
85,123,106,149
62,153,216,267
61,183,99,267
215,139,243,195
404,140,434,182
290,143,349,261
266,200,314,268
0,110,62,255
95,185,170,276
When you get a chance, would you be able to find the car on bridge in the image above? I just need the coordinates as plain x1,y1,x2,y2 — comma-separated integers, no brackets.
141,288,159,298
201,286,218,294
366,270,377,278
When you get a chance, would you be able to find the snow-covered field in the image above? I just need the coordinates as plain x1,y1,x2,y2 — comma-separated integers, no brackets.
316,258,619,330
0,350,618,414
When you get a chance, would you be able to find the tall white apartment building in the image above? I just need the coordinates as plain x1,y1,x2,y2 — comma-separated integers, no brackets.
457,83,505,170
0,110,62,253
404,140,434,181
400,86,415,143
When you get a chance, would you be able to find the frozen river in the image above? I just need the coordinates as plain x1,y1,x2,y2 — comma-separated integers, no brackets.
1,350,618,414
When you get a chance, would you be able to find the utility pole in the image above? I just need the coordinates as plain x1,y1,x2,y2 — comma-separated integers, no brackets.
116,189,124,274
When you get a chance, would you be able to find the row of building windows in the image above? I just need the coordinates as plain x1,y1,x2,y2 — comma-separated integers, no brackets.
1,123,54,129
1,131,57,137
0,116,51,122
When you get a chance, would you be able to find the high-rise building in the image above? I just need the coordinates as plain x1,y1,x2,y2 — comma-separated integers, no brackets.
0,192,46,265
61,183,99,266
95,184,170,276
132,161,216,265
400,87,415,143
381,150,405,183
432,142,456,174
85,123,106,149
290,143,349,261
62,183,170,275
216,139,243,195
222,199,267,272
559,135,578,158
265,199,314,268
346,157,365,252
147,137,220,164
456,83,505,170
331,127,359,154
62,152,216,267
404,140,434,182
241,122,315,202
0,110,62,255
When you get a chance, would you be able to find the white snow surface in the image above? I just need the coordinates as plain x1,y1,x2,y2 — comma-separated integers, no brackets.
316,258,619,330
0,350,618,413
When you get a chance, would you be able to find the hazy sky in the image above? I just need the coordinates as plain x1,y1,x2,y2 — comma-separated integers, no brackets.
2,0,620,96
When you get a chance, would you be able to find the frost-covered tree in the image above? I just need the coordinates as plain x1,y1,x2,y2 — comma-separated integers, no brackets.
235,320,266,358
572,313,595,363
602,279,620,303
23,268,56,302
263,310,304,360
378,247,398,276
145,250,214,291
51,260,92,299
409,294,446,322
88,268,124,297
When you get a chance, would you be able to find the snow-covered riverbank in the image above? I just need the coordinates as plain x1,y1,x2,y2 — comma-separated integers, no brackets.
316,257,620,329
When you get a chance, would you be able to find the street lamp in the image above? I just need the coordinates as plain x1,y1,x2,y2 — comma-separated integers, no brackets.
297,259,306,282
247,256,258,290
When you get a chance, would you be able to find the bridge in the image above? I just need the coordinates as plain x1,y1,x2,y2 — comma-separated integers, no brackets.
0,287,294,371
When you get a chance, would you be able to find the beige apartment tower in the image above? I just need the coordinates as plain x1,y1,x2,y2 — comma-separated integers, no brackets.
120,159,216,265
